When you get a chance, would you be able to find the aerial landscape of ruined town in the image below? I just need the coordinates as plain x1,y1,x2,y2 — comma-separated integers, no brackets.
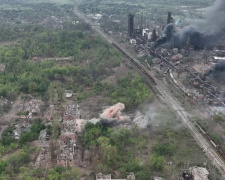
0,0,225,179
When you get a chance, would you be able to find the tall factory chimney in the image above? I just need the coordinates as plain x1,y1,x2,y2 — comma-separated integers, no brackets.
167,11,173,24
128,14,134,37
151,28,157,42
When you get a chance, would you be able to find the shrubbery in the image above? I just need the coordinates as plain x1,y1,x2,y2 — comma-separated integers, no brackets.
80,123,152,180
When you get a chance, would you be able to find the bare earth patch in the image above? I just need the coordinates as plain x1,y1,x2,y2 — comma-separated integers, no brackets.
79,95,110,119
101,62,136,85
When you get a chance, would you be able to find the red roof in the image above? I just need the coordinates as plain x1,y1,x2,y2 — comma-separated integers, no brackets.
60,133,76,141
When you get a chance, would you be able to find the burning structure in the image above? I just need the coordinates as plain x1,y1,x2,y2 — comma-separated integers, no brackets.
206,61,225,83
154,0,225,49
124,0,225,111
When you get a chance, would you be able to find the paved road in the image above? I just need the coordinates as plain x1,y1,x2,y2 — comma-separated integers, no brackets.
74,7,113,43
73,7,225,178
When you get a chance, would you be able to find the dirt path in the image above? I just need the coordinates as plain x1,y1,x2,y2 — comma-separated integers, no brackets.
0,95,22,136
0,39,19,47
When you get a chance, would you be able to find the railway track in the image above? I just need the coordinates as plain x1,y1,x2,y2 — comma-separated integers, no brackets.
112,42,157,85
141,44,178,70
112,41,225,177
155,78,225,177
73,7,225,178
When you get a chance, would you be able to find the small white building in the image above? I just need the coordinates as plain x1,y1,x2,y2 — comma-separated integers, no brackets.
130,39,137,45
142,28,152,40
94,14,102,19
154,177,163,180
213,56,225,60
65,90,73,98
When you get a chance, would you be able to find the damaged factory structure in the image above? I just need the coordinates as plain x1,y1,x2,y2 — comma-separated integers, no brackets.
126,0,225,116
128,0,225,49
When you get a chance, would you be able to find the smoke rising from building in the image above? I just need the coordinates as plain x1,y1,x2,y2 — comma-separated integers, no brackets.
206,61,225,82
87,103,129,127
101,103,125,120
154,0,225,49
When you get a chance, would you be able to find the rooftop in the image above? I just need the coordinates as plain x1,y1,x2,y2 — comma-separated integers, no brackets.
190,166,209,180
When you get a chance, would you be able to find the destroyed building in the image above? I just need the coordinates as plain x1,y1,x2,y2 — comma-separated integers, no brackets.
56,104,82,167
96,173,135,180
44,105,54,122
125,0,225,114
153,0,225,49
190,167,209,180
18,98,44,120
57,133,76,167
62,116,77,133
35,145,51,169
13,121,31,139
39,129,48,142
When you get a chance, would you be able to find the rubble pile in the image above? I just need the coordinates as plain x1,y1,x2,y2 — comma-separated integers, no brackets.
35,145,51,169
57,104,81,167
13,121,31,139
44,104,54,122
25,99,43,114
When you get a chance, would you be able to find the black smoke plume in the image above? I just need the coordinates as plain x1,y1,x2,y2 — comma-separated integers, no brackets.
154,0,225,49
206,61,225,82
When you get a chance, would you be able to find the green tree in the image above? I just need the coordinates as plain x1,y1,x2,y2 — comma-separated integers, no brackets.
0,161,7,174
112,128,131,160
60,168,80,180
7,151,30,173
47,168,60,180
97,137,117,165
150,154,164,170
81,122,112,148
18,132,37,145
31,119,46,134
153,143,174,156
